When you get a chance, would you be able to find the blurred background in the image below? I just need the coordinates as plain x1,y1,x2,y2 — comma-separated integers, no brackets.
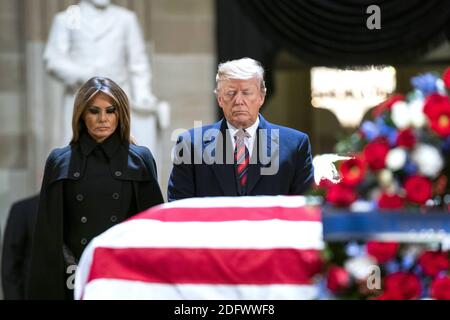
1,0,450,299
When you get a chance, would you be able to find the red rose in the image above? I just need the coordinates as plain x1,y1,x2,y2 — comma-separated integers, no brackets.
383,272,422,300
377,193,405,210
443,67,450,89
326,266,351,293
372,94,405,118
430,276,450,300
363,140,390,171
325,183,357,207
339,156,366,187
424,93,447,118
367,241,399,263
418,251,450,277
396,128,416,149
299,250,324,278
317,178,334,189
404,175,433,205
423,93,450,137
431,111,450,137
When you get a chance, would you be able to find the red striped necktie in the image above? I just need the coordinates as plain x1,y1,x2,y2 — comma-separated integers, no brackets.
234,129,250,190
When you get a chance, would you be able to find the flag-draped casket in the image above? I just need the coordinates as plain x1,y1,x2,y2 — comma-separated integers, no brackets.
75,196,324,299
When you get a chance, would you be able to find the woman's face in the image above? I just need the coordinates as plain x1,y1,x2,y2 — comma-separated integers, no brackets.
83,93,118,143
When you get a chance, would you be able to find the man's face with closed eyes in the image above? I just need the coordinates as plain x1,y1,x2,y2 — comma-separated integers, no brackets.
216,77,265,129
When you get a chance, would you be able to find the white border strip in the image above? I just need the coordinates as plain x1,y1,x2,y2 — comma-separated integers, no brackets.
160,196,310,209
83,279,319,300
92,219,324,250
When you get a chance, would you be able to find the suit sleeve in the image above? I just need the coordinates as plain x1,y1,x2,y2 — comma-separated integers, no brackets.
290,133,314,195
167,133,196,202
1,203,27,299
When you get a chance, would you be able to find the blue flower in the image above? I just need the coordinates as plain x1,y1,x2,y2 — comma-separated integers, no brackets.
361,121,380,141
387,130,398,147
375,117,396,138
385,260,400,274
401,253,416,270
442,136,450,154
403,160,418,175
345,241,363,257
413,264,423,275
411,73,439,96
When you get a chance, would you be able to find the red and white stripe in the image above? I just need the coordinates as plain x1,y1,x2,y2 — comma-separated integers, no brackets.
75,196,323,300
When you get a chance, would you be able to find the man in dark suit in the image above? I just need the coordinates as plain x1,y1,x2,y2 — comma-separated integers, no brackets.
168,57,314,201
1,195,39,299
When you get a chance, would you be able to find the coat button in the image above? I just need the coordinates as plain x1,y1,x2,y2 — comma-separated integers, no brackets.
80,238,87,245
81,216,87,223
110,215,118,223
114,171,122,177
76,194,84,202
73,172,80,178
112,192,120,200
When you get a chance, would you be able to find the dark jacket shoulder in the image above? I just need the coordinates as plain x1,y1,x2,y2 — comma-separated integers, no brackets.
267,123,311,147
128,144,158,180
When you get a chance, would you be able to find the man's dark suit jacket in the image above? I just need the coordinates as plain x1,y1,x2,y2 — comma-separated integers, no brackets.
1,195,39,300
168,115,314,201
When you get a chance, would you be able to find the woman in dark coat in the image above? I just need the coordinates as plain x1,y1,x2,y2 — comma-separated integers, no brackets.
27,77,164,299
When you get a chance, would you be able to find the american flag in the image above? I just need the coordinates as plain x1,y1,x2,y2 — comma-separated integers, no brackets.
75,196,324,300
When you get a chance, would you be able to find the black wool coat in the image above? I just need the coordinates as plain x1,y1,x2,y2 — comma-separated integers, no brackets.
27,140,164,299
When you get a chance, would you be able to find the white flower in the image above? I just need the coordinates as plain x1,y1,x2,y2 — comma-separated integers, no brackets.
409,99,426,128
391,99,426,129
344,256,378,281
386,148,407,171
391,101,411,129
411,144,444,178
436,79,446,95
378,169,393,187
378,169,399,194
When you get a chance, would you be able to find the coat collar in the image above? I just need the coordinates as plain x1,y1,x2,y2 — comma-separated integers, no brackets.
79,131,121,160
46,136,154,184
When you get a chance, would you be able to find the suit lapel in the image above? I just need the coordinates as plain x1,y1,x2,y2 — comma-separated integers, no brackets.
206,120,238,196
246,115,279,194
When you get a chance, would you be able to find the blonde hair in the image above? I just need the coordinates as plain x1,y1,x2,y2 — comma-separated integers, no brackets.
71,77,134,144
214,57,267,94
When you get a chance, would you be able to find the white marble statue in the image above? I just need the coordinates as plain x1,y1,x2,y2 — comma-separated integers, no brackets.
43,0,170,153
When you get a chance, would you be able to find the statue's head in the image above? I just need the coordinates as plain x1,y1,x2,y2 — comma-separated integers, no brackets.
86,0,111,8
